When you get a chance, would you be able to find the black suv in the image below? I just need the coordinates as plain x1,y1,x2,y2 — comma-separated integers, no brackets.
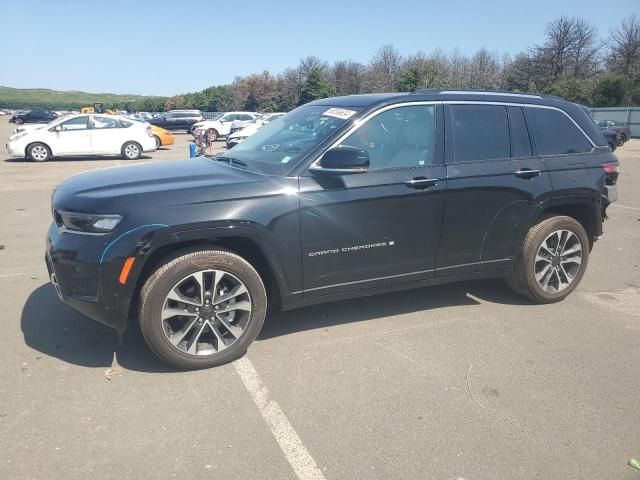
46,90,619,369
149,110,205,131
10,110,57,124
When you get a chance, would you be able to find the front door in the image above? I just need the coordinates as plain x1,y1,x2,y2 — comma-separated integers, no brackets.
436,103,552,276
299,103,446,297
50,115,92,155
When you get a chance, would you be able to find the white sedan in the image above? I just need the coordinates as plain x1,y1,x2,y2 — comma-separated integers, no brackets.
6,114,157,162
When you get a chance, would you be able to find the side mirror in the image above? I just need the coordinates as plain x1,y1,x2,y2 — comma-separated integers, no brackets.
310,145,369,174
53,125,62,132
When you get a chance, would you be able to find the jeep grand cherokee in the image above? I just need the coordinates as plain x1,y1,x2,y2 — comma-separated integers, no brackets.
45,90,619,369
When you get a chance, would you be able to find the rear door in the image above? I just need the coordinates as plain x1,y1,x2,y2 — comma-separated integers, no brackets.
436,103,552,276
90,115,127,154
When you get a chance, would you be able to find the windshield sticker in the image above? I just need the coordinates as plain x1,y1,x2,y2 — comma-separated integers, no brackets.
323,108,357,120
281,156,292,163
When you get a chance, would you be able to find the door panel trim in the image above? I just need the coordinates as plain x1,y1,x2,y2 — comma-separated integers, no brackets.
301,258,512,297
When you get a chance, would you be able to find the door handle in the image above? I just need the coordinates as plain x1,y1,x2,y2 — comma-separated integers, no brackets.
514,168,541,179
404,177,439,189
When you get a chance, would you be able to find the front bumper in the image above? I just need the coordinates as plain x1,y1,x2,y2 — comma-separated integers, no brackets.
6,141,23,158
45,222,132,330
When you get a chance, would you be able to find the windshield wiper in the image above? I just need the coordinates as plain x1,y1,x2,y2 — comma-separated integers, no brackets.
210,156,247,167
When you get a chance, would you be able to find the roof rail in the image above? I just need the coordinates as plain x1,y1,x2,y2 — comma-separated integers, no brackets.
412,88,543,99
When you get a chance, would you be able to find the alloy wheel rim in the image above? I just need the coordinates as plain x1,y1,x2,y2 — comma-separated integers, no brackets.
534,229,583,293
32,146,47,160
125,144,139,158
161,269,252,356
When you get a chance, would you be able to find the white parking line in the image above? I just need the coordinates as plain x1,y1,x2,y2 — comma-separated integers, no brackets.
612,204,640,211
234,356,326,480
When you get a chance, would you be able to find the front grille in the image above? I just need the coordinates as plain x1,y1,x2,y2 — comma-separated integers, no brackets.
70,277,98,299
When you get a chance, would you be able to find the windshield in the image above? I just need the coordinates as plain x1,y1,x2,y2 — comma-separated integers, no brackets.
220,105,361,174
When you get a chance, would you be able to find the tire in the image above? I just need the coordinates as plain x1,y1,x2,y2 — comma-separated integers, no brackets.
121,141,142,160
139,248,267,370
608,141,616,152
507,215,589,303
14,117,24,125
154,135,161,149
206,128,219,142
618,134,626,146
27,142,51,162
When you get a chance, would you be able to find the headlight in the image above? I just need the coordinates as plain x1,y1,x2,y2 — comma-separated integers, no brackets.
57,211,123,234
10,132,27,141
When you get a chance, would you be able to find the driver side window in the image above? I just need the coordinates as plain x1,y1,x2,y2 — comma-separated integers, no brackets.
340,105,435,170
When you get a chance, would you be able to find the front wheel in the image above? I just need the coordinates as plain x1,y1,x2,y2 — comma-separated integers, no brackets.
154,135,161,149
14,117,24,125
617,134,626,146
122,141,142,160
27,142,51,162
506,215,589,303
139,249,267,369
206,128,219,142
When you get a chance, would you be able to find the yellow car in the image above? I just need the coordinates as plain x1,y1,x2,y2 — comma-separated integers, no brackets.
150,125,174,148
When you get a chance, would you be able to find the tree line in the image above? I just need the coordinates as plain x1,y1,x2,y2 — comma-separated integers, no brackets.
6,15,640,112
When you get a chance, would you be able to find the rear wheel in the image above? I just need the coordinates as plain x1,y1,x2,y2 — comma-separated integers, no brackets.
139,249,267,369
507,215,589,303
27,142,51,162
14,117,24,125
122,141,142,160
618,134,626,146
154,135,161,149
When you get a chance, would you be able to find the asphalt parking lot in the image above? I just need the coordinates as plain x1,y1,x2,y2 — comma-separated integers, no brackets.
1,120,639,480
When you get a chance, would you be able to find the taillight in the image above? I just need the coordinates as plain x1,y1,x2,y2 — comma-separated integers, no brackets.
602,162,619,174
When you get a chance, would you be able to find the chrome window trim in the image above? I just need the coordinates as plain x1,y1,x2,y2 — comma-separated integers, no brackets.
309,100,597,170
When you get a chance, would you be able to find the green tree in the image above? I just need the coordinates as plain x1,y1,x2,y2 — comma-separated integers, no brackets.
543,75,594,104
591,74,628,106
397,67,422,91
299,67,335,105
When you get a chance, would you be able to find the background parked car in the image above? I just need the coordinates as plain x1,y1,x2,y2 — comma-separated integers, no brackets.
6,114,157,162
149,110,205,131
226,112,286,148
595,120,631,146
191,112,259,141
9,110,57,125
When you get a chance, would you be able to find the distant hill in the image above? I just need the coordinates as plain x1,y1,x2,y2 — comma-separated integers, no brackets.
0,86,168,110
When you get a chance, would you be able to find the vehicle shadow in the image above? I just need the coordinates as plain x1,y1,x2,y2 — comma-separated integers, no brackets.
21,279,532,372
21,283,175,373
4,155,154,163
258,279,532,340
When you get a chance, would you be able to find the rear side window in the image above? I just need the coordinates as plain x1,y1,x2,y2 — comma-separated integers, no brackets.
508,107,532,157
526,108,592,155
451,105,510,161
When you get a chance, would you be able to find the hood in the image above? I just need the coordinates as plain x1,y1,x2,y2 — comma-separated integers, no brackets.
53,156,266,214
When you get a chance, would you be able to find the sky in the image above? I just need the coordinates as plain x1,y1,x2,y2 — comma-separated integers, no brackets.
0,0,638,97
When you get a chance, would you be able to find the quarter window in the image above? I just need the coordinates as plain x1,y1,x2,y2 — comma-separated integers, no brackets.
451,105,510,161
93,116,119,129
526,108,592,155
59,116,89,131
